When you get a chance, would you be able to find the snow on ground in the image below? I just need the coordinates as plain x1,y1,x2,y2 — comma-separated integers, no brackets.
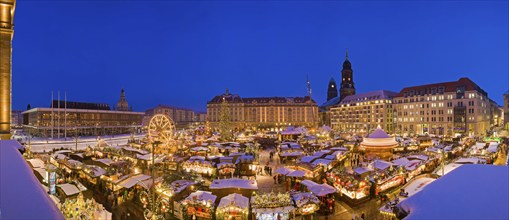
27,133,145,153
398,165,509,220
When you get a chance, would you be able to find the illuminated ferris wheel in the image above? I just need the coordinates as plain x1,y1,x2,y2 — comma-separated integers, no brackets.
147,114,176,153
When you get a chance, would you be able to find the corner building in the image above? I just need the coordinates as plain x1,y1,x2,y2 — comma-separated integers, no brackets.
393,77,491,136
330,90,397,134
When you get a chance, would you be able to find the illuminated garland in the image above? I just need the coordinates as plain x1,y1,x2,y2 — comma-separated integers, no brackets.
252,192,292,209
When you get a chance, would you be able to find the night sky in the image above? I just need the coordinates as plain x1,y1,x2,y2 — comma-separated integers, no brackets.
12,1,508,112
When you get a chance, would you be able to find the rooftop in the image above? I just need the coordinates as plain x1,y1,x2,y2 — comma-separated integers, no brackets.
397,165,509,219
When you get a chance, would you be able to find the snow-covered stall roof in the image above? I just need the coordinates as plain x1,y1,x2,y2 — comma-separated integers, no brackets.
281,151,304,157
185,191,217,204
487,142,499,153
95,158,114,166
300,156,318,163
391,157,410,167
455,157,485,164
217,193,249,210
27,158,45,168
169,180,196,194
291,192,320,207
209,179,258,190
57,183,83,197
312,150,329,157
0,140,64,219
275,167,295,175
434,163,463,177
86,165,107,178
308,183,336,196
404,160,423,171
406,154,428,161
354,166,373,175
369,160,393,170
287,170,307,177
117,174,151,189
312,159,334,167
190,146,209,152
397,165,509,220
122,146,148,155
235,155,255,164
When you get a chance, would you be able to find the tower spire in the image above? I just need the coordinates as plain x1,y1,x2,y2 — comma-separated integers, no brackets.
345,48,349,60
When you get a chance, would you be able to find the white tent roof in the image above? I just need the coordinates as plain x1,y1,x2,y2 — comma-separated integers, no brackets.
398,165,509,219
217,193,249,210
309,183,336,196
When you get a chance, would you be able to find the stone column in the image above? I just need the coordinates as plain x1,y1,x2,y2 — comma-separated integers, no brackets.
0,0,16,140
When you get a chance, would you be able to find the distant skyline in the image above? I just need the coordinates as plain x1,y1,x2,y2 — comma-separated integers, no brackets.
12,1,508,112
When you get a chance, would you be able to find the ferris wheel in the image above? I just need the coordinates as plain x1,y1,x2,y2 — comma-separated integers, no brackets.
147,114,176,149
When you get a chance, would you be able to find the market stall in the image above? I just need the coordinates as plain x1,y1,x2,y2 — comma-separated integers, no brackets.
60,192,112,220
180,191,217,220
182,158,215,176
251,192,295,220
216,193,249,220
326,170,371,204
291,192,320,216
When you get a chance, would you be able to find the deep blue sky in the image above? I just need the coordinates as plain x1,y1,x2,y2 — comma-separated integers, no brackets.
12,1,508,112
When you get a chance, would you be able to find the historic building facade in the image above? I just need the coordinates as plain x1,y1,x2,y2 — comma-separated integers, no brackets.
143,105,197,127
116,89,130,111
22,98,143,137
326,77,338,101
0,0,15,139
339,51,356,101
504,91,509,130
393,77,492,136
207,90,318,130
330,90,397,134
320,51,357,126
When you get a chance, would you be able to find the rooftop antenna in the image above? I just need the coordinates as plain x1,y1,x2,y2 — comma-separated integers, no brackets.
306,75,312,98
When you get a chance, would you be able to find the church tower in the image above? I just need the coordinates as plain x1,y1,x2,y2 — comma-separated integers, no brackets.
327,77,338,101
0,0,16,139
116,89,130,111
339,50,356,101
